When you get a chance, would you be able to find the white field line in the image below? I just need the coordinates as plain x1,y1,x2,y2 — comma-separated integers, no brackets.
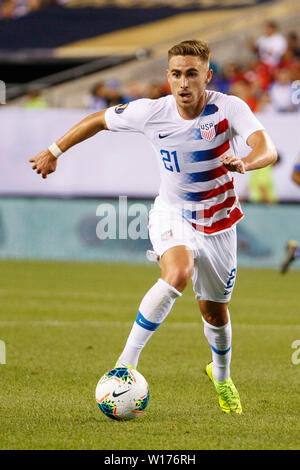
0,288,297,307
0,288,197,305
0,320,298,329
0,288,140,301
0,320,196,328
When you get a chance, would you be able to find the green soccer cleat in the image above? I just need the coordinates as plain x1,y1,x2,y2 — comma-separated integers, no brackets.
114,360,136,370
205,362,242,414
280,240,299,274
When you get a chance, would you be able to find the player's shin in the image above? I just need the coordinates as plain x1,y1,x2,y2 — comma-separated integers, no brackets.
202,312,232,382
117,278,182,368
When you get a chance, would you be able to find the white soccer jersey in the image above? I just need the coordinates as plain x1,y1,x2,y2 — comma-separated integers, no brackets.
105,91,264,235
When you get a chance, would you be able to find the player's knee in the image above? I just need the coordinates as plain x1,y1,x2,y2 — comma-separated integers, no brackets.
163,265,193,292
199,301,229,326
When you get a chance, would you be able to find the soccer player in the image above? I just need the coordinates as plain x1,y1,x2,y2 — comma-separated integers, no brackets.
30,40,277,414
280,157,300,274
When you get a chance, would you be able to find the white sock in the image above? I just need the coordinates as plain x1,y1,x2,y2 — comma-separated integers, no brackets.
202,312,232,382
118,278,181,367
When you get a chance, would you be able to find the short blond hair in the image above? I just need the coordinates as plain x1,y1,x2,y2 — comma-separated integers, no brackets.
168,39,210,63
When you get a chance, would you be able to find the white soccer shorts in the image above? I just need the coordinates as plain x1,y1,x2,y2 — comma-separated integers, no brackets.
148,196,237,303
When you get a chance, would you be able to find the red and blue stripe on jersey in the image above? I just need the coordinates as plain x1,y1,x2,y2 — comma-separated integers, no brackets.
179,117,243,233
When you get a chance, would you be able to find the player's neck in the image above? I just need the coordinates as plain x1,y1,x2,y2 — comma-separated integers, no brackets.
176,93,207,120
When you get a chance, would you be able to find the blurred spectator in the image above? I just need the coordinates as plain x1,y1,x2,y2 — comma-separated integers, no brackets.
10,0,42,18
229,80,258,112
286,32,300,60
291,60,300,81
161,80,171,96
279,156,300,273
256,91,276,114
211,61,242,94
23,88,48,108
242,60,272,91
146,82,165,100
0,0,65,19
269,68,296,112
280,32,300,84
104,79,126,107
123,81,145,102
0,0,16,18
27,0,42,12
280,49,299,76
249,21,287,70
86,79,167,111
248,155,280,204
88,81,108,112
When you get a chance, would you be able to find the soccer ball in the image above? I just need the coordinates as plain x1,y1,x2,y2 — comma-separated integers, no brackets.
95,367,150,421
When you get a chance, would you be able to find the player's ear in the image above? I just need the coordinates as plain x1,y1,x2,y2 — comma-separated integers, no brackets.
206,68,213,85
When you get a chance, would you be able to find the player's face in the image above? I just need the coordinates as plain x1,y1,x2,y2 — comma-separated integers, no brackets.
167,55,213,113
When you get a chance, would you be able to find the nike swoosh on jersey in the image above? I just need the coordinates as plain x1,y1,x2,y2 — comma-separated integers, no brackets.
159,133,172,139
112,389,130,398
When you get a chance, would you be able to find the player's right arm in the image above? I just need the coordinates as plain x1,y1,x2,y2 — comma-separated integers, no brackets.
29,110,108,179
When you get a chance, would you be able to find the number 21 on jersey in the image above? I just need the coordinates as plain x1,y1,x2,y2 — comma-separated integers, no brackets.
160,150,180,173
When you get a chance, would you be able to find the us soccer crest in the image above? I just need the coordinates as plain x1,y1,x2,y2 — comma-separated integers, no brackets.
200,122,216,141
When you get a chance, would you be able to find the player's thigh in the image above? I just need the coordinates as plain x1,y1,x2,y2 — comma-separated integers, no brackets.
148,197,196,259
160,245,194,291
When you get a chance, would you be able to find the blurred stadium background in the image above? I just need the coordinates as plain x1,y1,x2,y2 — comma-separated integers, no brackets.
1,0,300,267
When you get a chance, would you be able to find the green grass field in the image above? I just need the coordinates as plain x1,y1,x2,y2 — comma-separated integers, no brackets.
0,259,299,450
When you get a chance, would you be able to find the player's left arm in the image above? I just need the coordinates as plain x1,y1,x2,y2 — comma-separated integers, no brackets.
220,96,278,174
221,130,277,173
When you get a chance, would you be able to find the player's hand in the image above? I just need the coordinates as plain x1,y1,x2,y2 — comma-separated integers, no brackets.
29,150,57,179
220,154,246,174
